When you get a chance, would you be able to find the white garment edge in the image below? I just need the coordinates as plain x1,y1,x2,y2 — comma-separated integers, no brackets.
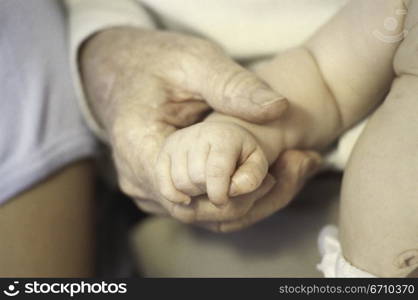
65,0,155,142
317,225,376,278
0,132,95,204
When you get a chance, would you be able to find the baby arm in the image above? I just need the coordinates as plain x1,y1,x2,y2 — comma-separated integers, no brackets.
250,0,408,152
193,0,409,182
155,0,409,207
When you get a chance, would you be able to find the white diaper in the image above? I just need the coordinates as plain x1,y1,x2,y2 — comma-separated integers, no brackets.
322,120,368,171
317,225,376,278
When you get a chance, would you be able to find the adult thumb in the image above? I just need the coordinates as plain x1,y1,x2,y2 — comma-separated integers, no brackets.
193,53,288,123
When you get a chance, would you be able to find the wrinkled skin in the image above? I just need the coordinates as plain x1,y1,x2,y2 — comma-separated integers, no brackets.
80,27,321,232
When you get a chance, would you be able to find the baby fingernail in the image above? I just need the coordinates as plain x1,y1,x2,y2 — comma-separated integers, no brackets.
212,198,229,208
229,184,239,197
299,157,318,177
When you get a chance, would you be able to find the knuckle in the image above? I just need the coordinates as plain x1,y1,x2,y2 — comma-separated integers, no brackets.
173,179,199,195
222,69,261,99
191,174,206,187
188,164,205,183
188,169,206,190
172,178,189,191
179,37,222,63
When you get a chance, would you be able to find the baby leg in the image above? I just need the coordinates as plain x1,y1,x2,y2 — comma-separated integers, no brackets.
339,75,418,277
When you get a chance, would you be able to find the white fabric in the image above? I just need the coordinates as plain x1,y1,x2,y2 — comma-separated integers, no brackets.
0,0,95,204
66,0,349,62
322,120,368,171
317,225,376,278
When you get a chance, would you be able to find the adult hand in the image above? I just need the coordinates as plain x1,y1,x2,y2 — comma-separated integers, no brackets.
114,148,321,233
79,27,288,222
200,150,322,232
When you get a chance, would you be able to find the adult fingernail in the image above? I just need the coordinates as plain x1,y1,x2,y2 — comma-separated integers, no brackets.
212,198,229,208
251,88,286,107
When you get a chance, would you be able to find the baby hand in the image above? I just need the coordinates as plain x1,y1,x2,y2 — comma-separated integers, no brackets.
155,122,269,206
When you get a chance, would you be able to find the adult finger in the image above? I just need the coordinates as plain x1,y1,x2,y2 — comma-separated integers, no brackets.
205,150,322,233
193,174,276,222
